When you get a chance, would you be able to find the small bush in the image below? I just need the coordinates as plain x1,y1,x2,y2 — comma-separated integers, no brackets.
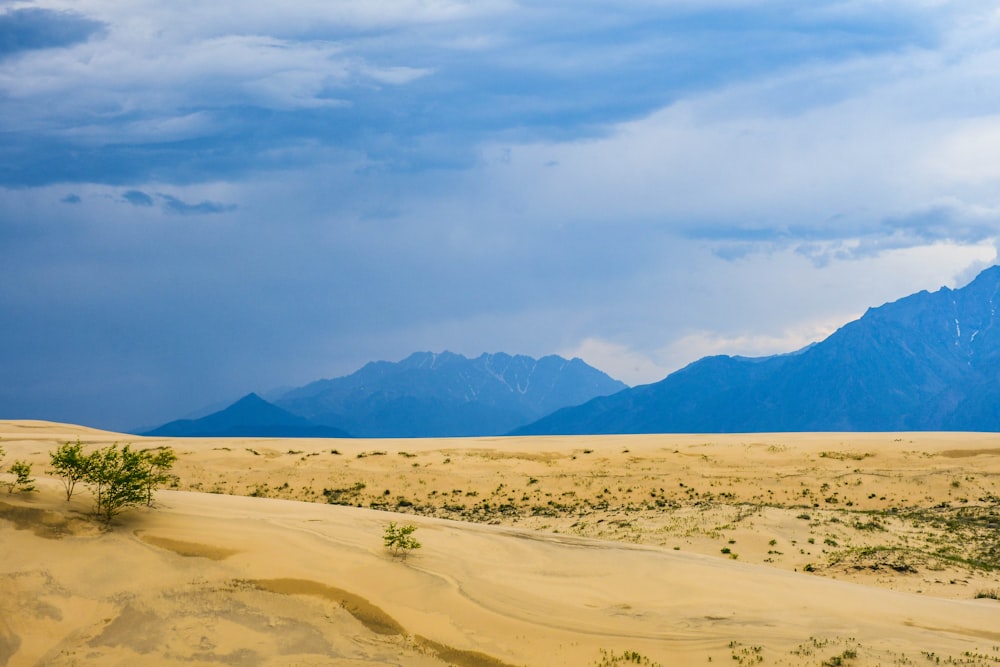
6,460,35,494
81,443,177,525
383,522,421,559
142,447,178,506
50,439,88,500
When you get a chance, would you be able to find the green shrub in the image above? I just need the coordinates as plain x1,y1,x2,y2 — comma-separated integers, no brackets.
383,522,421,559
6,460,35,494
49,439,88,500
142,447,177,506
81,443,177,525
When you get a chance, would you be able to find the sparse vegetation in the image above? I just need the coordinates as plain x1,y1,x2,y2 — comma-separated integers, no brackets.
728,641,764,665
80,443,177,525
5,460,35,493
142,447,178,505
50,439,88,500
4,425,1000,665
594,649,662,666
819,451,873,461
821,647,858,666
323,482,367,505
383,522,421,559
38,430,990,604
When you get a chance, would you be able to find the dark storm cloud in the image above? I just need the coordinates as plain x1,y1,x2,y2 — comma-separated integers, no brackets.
0,1,943,187
0,7,104,57
159,194,236,216
120,189,234,214
121,190,154,207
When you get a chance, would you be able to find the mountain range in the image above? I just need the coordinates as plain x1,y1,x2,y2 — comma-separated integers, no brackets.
515,264,1000,434
144,352,627,438
146,265,1000,438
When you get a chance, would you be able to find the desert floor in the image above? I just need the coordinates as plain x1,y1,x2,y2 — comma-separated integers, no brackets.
1,421,999,666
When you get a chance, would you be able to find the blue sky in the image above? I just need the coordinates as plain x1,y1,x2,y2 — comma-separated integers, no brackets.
2,0,999,430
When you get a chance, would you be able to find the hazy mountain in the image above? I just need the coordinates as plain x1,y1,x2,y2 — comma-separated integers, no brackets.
515,265,1000,435
144,393,351,438
274,351,628,437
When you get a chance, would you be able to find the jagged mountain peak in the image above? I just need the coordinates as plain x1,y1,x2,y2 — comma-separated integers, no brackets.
273,351,627,437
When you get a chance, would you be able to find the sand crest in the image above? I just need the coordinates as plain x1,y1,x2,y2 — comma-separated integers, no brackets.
1,421,999,665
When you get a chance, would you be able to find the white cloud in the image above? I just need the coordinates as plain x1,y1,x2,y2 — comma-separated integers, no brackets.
476,34,1000,254
0,7,448,140
658,322,845,373
561,338,668,386
39,0,514,35
362,65,433,85
925,115,1000,186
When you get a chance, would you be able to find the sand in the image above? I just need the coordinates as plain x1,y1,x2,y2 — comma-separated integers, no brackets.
1,420,999,666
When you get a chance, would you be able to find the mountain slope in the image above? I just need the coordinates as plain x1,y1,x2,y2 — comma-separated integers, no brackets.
144,393,351,438
274,351,628,437
515,265,1000,435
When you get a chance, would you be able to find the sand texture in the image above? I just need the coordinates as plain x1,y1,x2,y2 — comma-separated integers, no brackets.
2,421,1000,665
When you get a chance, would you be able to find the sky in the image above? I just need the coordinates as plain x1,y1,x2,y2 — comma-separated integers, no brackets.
2,0,1000,431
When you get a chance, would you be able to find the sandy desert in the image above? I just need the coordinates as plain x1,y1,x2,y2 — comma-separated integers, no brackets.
2,420,999,666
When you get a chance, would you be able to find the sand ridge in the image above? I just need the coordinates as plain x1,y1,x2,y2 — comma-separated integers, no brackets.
1,422,1000,665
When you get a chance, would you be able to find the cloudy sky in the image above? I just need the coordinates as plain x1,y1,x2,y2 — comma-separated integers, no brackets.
2,0,1000,431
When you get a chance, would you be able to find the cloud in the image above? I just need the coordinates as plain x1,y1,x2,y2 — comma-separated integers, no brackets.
118,189,234,214
0,0,956,187
659,323,845,372
468,16,1000,267
0,8,105,58
560,338,663,387
121,190,154,206
158,194,236,216
4,2,1000,430
60,193,81,204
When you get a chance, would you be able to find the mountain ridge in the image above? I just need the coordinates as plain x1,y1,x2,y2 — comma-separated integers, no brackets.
143,392,351,438
274,351,628,437
514,265,1000,435
144,352,627,438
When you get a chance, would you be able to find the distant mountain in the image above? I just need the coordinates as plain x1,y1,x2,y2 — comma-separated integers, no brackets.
144,393,351,438
274,351,628,437
515,265,1000,435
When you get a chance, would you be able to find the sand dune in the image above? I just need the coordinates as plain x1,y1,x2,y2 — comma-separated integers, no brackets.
2,421,999,665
